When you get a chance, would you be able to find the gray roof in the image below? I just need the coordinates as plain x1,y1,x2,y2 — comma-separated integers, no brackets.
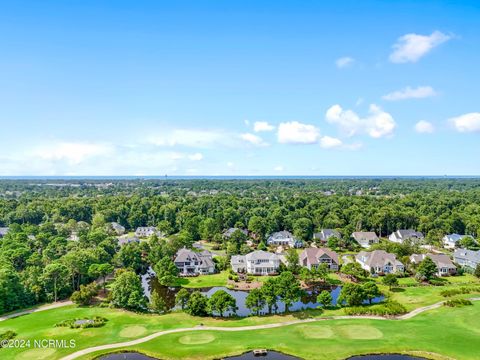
118,236,139,246
444,234,473,243
313,229,341,241
245,250,279,262
356,250,403,268
352,232,379,241
454,248,480,264
174,248,214,269
395,229,424,239
300,247,339,266
411,253,456,269
0,227,9,236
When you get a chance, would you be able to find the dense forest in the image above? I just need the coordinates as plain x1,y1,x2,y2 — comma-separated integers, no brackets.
1,178,479,314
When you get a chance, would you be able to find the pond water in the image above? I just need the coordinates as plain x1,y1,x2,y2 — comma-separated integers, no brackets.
141,272,384,317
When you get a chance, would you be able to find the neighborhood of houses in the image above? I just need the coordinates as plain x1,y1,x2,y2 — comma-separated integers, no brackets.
1,224,479,278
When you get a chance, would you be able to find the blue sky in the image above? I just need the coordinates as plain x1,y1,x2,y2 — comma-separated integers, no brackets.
0,0,479,176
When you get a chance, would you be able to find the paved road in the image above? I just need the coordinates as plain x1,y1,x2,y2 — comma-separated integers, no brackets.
0,300,73,322
60,297,480,360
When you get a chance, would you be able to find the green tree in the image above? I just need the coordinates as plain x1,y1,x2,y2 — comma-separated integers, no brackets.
285,248,300,274
338,283,367,306
88,263,114,294
293,217,313,242
208,290,237,317
185,291,208,316
382,273,399,290
70,282,98,305
276,271,301,312
362,281,382,304
475,264,480,279
42,262,70,302
154,257,179,286
116,242,147,274
248,216,266,241
175,288,190,310
416,256,438,281
245,288,266,316
341,262,368,281
261,277,279,314
149,292,168,314
317,290,333,307
110,270,147,311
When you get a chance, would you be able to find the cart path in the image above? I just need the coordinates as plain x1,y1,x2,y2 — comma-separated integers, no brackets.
60,297,480,360
0,300,73,322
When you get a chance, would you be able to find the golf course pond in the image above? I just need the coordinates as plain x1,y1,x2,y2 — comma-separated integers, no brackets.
141,273,384,317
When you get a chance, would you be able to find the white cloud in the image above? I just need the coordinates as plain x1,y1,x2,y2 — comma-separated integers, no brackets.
319,136,343,149
389,31,451,63
188,153,203,161
227,162,234,168
239,133,268,146
274,165,284,172
277,121,320,144
253,121,275,132
326,104,396,138
148,129,230,148
414,120,435,134
32,142,114,165
382,86,437,101
336,57,355,68
449,113,480,133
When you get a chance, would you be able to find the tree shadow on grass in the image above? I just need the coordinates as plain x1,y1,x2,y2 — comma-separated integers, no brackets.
391,288,405,293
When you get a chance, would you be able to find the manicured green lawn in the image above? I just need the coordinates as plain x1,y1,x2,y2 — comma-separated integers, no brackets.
171,271,230,288
86,303,480,360
1,275,479,360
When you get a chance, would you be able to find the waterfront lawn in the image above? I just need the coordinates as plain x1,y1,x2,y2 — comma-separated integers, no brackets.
86,302,480,360
171,271,230,288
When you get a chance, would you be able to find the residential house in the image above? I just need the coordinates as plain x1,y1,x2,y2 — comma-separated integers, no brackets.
389,230,424,244
0,227,9,238
223,228,248,239
454,248,480,271
300,247,339,271
313,229,341,243
410,253,457,276
267,231,303,248
117,236,140,246
135,227,159,238
231,250,280,275
174,248,215,275
355,250,404,274
109,222,126,235
443,234,474,249
67,231,79,242
351,231,379,248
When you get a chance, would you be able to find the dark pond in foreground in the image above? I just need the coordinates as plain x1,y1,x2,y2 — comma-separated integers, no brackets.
141,272,384,317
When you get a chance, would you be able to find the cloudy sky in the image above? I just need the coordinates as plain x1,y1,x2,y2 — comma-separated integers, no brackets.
0,0,479,176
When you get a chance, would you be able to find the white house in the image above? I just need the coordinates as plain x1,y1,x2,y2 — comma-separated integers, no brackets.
313,229,341,243
389,230,424,244
454,248,480,271
0,227,10,238
174,248,215,275
109,222,126,235
356,250,404,274
351,231,379,248
267,231,303,248
135,227,160,238
410,253,457,276
442,234,474,249
231,250,280,275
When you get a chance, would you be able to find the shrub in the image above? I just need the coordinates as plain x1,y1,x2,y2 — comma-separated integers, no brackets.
444,299,473,307
0,331,16,347
428,279,446,286
343,301,407,316
440,286,480,297
55,316,107,329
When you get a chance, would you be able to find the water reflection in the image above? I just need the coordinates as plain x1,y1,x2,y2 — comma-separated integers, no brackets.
141,272,384,317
